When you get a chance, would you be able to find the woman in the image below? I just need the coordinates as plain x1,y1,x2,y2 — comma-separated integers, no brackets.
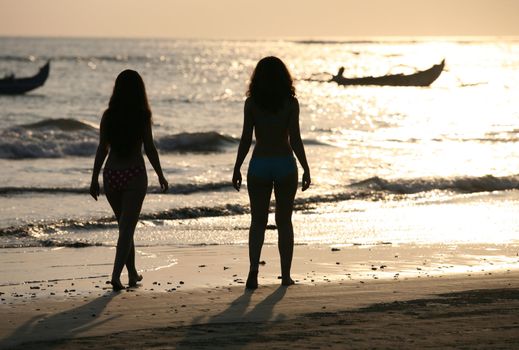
90,70,168,291
232,56,311,289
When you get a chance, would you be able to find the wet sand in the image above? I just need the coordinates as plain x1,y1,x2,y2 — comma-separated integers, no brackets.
1,273,519,349
1,244,519,348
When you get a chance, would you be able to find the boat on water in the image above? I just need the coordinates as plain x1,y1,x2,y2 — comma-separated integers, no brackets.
0,61,50,95
331,60,445,87
306,60,445,87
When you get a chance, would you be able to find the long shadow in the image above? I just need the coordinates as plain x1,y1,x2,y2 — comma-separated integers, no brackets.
241,286,287,322
176,286,287,349
1,291,119,349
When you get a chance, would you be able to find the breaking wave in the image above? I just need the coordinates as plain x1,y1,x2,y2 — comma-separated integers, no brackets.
0,119,237,159
0,118,330,159
350,175,519,194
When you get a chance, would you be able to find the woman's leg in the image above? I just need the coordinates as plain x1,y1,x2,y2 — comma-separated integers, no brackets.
246,174,273,288
273,170,298,285
105,189,124,289
111,174,147,287
104,191,138,277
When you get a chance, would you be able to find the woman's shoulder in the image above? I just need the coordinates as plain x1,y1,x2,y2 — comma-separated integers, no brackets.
100,109,110,126
287,96,299,112
288,96,299,105
244,97,259,116
244,96,255,108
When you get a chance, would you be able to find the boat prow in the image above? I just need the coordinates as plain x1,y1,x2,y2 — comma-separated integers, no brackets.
0,61,50,95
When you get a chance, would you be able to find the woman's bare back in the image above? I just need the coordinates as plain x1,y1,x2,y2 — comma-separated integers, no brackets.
248,97,295,157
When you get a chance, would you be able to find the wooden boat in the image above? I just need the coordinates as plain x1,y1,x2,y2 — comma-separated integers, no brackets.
0,61,50,94
329,59,445,87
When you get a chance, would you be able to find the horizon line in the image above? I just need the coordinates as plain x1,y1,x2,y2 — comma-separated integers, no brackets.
1,34,519,42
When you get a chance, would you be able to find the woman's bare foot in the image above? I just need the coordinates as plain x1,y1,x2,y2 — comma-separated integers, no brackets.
110,278,125,291
129,274,143,287
246,270,258,290
281,277,295,286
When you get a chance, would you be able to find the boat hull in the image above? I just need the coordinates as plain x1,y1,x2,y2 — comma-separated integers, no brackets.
0,61,50,95
334,60,445,87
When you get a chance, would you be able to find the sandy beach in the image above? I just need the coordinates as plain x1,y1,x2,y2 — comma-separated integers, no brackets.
1,244,519,349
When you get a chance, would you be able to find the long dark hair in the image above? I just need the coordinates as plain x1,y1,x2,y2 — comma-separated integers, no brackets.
102,70,151,155
246,56,295,112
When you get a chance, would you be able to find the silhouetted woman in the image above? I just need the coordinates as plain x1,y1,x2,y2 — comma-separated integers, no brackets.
232,57,311,289
90,70,168,291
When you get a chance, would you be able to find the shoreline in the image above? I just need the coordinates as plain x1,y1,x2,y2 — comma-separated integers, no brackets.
2,242,519,298
1,272,518,349
2,243,519,348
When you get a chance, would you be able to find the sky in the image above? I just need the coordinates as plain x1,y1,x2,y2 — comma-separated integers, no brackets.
0,0,518,39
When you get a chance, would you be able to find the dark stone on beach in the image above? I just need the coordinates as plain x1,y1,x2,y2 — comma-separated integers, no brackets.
30,286,40,289
198,265,206,268
380,265,387,269
180,281,184,284
331,248,341,252
223,266,230,270
336,262,340,265
181,304,186,308
371,267,377,271
259,260,266,265
105,281,110,284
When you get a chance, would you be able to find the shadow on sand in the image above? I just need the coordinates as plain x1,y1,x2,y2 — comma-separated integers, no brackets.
2,291,119,349
176,286,288,349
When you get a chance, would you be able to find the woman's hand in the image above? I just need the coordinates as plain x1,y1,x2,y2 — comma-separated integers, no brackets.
302,171,311,191
90,179,100,201
159,175,169,193
232,169,242,191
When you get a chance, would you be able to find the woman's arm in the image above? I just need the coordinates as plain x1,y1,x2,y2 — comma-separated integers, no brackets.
288,98,311,191
90,116,109,200
143,119,169,192
232,98,254,191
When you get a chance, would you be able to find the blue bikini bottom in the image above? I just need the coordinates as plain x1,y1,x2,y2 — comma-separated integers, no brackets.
248,155,297,182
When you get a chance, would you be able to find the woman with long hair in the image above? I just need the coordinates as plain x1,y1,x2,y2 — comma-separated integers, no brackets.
90,70,168,291
232,56,311,289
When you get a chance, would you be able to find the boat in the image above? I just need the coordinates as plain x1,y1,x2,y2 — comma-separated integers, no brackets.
330,60,445,87
0,61,50,95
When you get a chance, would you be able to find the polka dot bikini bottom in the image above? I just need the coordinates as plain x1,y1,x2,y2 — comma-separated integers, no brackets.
103,165,146,191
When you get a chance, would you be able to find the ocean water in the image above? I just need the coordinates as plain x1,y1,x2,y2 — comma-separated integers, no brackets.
1,36,519,248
